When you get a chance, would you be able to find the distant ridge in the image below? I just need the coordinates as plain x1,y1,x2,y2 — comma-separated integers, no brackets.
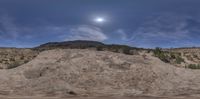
36,40,105,50
38,40,105,47
35,40,145,50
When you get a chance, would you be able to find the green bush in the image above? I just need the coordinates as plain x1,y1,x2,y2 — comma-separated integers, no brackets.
153,47,170,63
169,52,184,64
153,47,162,56
154,48,185,64
175,56,185,64
187,64,200,69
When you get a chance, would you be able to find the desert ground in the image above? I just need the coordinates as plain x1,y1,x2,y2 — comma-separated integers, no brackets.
0,96,200,99
0,42,200,99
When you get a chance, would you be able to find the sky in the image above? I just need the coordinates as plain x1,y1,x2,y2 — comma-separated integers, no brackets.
0,0,200,48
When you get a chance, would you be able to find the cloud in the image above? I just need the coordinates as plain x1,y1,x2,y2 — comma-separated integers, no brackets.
0,14,69,47
0,14,108,47
133,14,189,39
0,14,37,40
65,25,108,41
128,13,200,48
0,14,19,39
116,29,128,41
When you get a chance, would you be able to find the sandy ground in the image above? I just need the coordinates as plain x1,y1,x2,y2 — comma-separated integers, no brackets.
0,96,200,99
0,49,200,97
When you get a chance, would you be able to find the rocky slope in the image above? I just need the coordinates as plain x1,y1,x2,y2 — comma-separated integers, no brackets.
0,40,142,70
36,40,200,68
0,49,200,97
1,40,200,70
163,48,200,68
0,48,38,69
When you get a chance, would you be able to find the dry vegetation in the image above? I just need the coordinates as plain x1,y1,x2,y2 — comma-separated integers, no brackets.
163,48,200,69
0,48,39,69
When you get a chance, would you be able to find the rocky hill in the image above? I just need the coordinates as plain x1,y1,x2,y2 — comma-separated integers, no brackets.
35,40,145,55
1,41,200,70
0,49,200,97
0,41,200,98
0,41,145,69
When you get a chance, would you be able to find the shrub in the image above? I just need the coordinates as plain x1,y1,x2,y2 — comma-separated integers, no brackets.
7,61,21,69
20,56,25,60
9,58,15,61
122,47,132,55
153,47,170,63
147,50,151,53
96,46,104,51
153,47,162,56
24,60,29,63
170,53,176,59
193,54,198,58
159,54,170,63
193,54,200,60
175,56,185,64
187,64,200,69
186,55,194,61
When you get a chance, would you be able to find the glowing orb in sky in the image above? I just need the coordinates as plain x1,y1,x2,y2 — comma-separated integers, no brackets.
94,17,105,23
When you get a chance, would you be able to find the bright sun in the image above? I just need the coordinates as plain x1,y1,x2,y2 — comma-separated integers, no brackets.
94,17,105,23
